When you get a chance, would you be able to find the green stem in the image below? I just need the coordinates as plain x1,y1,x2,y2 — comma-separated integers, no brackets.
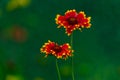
71,34,75,80
56,59,61,80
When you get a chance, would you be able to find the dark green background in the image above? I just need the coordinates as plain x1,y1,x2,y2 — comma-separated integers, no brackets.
0,0,120,80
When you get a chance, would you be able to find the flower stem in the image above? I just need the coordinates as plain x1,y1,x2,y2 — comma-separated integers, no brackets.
56,59,61,80
70,34,75,80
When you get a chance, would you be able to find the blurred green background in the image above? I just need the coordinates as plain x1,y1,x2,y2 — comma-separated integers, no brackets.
0,0,120,80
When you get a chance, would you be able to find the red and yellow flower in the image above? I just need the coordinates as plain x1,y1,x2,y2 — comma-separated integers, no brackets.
55,9,91,36
40,40,73,59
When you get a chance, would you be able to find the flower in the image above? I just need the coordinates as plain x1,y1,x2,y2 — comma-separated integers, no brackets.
55,9,91,36
40,40,73,59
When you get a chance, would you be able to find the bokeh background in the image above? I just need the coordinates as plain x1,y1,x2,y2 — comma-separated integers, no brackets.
0,0,120,80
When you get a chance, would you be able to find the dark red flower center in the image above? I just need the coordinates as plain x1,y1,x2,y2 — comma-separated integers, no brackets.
67,17,78,25
53,45,62,53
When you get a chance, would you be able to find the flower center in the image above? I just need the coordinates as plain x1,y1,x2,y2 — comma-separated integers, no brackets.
67,17,78,25
53,45,62,53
